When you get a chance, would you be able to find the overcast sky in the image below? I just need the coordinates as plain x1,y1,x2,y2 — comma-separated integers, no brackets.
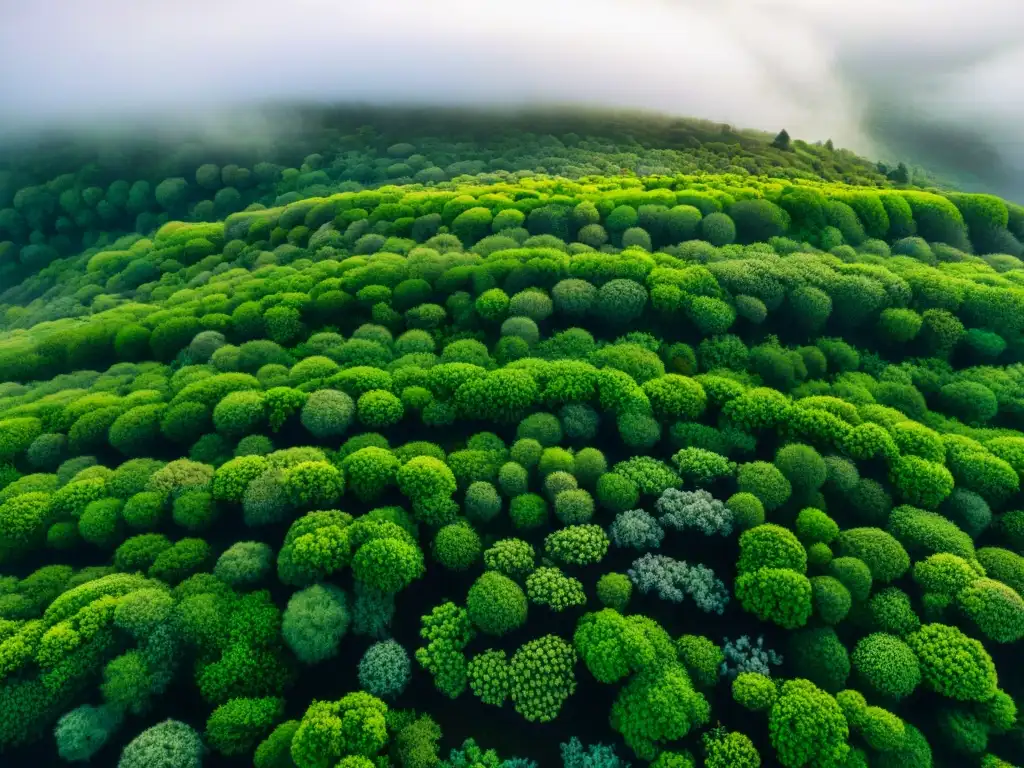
1,0,1021,197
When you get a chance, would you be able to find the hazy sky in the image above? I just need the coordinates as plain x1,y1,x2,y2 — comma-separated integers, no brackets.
1,0,1022,196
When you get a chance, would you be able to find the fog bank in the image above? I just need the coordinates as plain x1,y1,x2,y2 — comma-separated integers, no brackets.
1,0,1021,197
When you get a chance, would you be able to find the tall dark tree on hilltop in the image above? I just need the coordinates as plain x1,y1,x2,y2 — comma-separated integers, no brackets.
771,129,791,151
888,162,911,184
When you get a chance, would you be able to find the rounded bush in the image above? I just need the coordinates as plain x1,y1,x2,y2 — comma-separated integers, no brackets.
738,524,807,575
774,443,827,495
467,571,528,635
357,389,404,429
432,522,482,571
641,375,706,422
358,640,411,698
464,481,501,523
811,576,852,625
793,507,838,545
206,697,284,758
835,528,910,584
554,489,595,525
939,381,999,424
788,627,850,693
732,672,777,712
55,704,121,762
870,587,921,636
282,583,350,665
737,462,792,512
516,413,563,447
214,541,274,588
726,493,765,530
212,391,266,438
735,568,813,629
117,720,204,768
851,633,921,699
300,389,355,439
957,578,1024,643
510,493,549,530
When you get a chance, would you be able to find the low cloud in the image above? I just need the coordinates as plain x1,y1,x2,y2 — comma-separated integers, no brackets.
1,0,1021,198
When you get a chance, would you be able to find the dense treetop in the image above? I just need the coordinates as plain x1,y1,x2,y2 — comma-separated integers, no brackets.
0,108,1023,768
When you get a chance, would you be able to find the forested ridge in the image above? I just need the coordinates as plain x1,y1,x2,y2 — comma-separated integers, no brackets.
1,107,1023,768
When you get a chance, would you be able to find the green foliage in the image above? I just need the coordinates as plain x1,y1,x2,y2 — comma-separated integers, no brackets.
282,583,350,665
467,572,528,636
835,528,910,583
733,671,778,712
545,524,609,566
206,696,284,757
610,661,709,759
290,692,388,767
736,568,812,629
768,679,849,768
906,623,998,702
357,640,411,698
118,720,204,768
6,116,1024,768
851,633,921,699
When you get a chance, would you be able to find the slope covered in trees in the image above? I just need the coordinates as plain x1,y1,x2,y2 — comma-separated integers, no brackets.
1,108,1024,768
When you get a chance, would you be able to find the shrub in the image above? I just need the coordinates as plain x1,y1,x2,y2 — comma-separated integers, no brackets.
835,528,910,583
206,697,284,757
282,583,350,665
517,412,563,446
510,493,549,530
677,635,724,688
737,524,807,575
735,568,813,629
768,680,849,768
357,389,404,429
554,489,595,525
887,504,974,560
726,493,765,530
467,572,528,636
525,567,586,612
300,389,354,438
852,633,922,699
545,524,609,566
733,672,777,711
795,508,839,545
610,661,709,760
939,381,999,424
870,587,921,635
889,456,954,509
610,508,664,550
464,481,502,523
432,522,482,571
290,692,388,766
55,704,122,763
483,538,535,579
358,640,411,698
509,635,577,723
122,492,167,530
906,623,998,702
957,578,1024,643
737,462,792,511
596,572,632,611
811,576,852,625
214,541,274,588
117,720,204,768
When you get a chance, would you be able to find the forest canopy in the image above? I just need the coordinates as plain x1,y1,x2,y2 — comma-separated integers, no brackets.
0,105,1023,768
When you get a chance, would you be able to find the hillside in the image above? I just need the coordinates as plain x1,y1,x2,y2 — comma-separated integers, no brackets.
1,107,1024,768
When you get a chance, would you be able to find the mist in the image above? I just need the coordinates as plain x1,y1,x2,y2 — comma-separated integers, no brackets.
1,0,1022,198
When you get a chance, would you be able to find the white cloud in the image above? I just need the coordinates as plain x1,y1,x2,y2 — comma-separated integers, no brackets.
0,0,1021,196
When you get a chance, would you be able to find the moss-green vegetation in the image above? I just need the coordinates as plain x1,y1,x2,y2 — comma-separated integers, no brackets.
0,106,1023,767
